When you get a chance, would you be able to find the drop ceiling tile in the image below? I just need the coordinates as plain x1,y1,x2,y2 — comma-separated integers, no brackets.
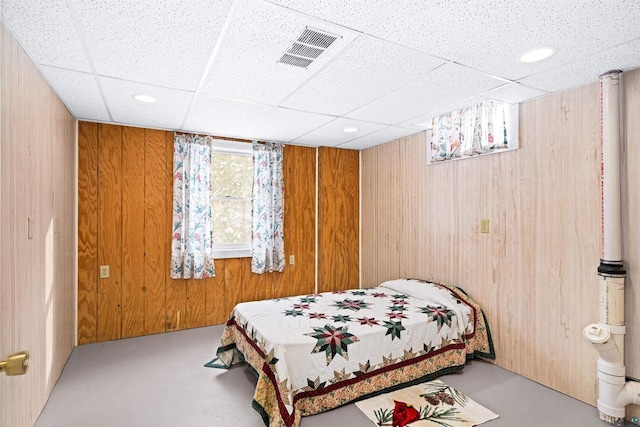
281,36,444,116
339,126,420,150
346,62,506,125
398,111,447,130
41,66,110,122
398,82,548,129
367,0,575,61
292,118,386,147
74,0,233,91
244,108,335,143
476,82,549,104
100,77,193,130
200,0,358,105
2,0,91,71
182,94,275,138
457,0,640,80
264,0,398,31
520,38,640,93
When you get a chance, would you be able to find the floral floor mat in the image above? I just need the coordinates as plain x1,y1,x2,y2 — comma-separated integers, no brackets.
355,380,499,427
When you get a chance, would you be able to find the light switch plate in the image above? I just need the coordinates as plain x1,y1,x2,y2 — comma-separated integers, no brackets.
480,219,490,233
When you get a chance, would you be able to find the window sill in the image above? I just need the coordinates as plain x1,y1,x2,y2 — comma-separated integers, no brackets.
427,145,518,165
213,248,251,259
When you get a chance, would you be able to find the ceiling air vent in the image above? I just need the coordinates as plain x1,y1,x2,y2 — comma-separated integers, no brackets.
278,27,340,69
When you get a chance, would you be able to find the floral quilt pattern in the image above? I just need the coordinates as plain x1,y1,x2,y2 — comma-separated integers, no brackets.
214,279,495,427
305,324,360,364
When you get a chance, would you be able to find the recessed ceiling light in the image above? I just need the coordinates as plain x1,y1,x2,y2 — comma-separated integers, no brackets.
343,127,359,133
519,47,556,63
133,94,157,103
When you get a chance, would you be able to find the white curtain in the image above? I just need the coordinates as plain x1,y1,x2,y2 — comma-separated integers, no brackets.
170,134,216,279
430,101,508,162
251,141,285,274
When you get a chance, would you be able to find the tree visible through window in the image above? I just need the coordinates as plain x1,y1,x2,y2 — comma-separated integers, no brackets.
211,141,253,258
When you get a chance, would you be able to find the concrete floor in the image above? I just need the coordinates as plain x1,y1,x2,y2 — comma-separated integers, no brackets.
35,325,628,427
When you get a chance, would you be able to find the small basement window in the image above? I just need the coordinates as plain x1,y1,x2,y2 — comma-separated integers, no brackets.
427,101,519,164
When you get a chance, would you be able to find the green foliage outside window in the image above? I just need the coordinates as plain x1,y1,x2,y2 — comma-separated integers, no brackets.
211,153,253,244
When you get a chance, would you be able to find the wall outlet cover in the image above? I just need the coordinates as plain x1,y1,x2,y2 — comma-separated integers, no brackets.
99,265,110,279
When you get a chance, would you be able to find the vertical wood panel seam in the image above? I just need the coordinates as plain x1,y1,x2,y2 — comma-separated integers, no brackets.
92,125,99,342
96,125,101,341
166,131,170,331
119,126,124,339
143,129,147,333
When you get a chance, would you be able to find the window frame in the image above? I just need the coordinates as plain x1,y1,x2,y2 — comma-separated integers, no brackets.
210,139,253,259
426,101,519,165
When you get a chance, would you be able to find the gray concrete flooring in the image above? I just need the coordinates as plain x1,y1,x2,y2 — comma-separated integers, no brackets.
35,325,628,426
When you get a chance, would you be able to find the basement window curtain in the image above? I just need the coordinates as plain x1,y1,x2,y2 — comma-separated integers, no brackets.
251,141,285,274
170,134,216,279
429,100,508,162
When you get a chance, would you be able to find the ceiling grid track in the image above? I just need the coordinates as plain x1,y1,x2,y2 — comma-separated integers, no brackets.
64,0,114,122
178,0,242,131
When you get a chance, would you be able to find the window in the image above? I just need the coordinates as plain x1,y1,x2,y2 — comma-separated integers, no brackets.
210,140,253,258
427,101,519,164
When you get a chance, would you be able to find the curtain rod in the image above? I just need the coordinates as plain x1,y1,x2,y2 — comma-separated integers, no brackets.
173,131,285,146
173,130,254,143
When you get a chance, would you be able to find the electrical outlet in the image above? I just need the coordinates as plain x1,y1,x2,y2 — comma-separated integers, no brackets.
480,219,490,233
289,255,295,265
99,265,110,279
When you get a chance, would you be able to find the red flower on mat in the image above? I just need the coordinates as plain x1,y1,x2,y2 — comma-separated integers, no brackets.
393,400,421,427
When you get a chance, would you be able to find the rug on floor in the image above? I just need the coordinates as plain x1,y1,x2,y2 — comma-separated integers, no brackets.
355,379,499,427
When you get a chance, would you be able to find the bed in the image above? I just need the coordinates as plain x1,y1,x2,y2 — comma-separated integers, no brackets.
211,278,495,427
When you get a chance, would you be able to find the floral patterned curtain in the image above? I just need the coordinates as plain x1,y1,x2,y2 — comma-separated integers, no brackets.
430,101,508,162
170,134,216,279
251,141,285,274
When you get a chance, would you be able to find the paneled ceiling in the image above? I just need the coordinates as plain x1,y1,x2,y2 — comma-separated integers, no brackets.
3,0,640,149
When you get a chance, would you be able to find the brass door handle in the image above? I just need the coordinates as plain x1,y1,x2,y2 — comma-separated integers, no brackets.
0,351,29,376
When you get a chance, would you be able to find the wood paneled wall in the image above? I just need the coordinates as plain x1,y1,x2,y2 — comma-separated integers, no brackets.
77,125,356,343
318,147,360,292
361,69,640,413
0,23,76,427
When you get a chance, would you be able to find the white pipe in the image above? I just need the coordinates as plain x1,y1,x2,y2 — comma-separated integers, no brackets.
584,323,621,365
583,323,636,424
599,275,625,326
583,70,634,426
600,70,623,263
615,381,640,408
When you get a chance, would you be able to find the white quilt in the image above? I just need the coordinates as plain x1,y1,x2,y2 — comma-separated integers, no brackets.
217,279,476,414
